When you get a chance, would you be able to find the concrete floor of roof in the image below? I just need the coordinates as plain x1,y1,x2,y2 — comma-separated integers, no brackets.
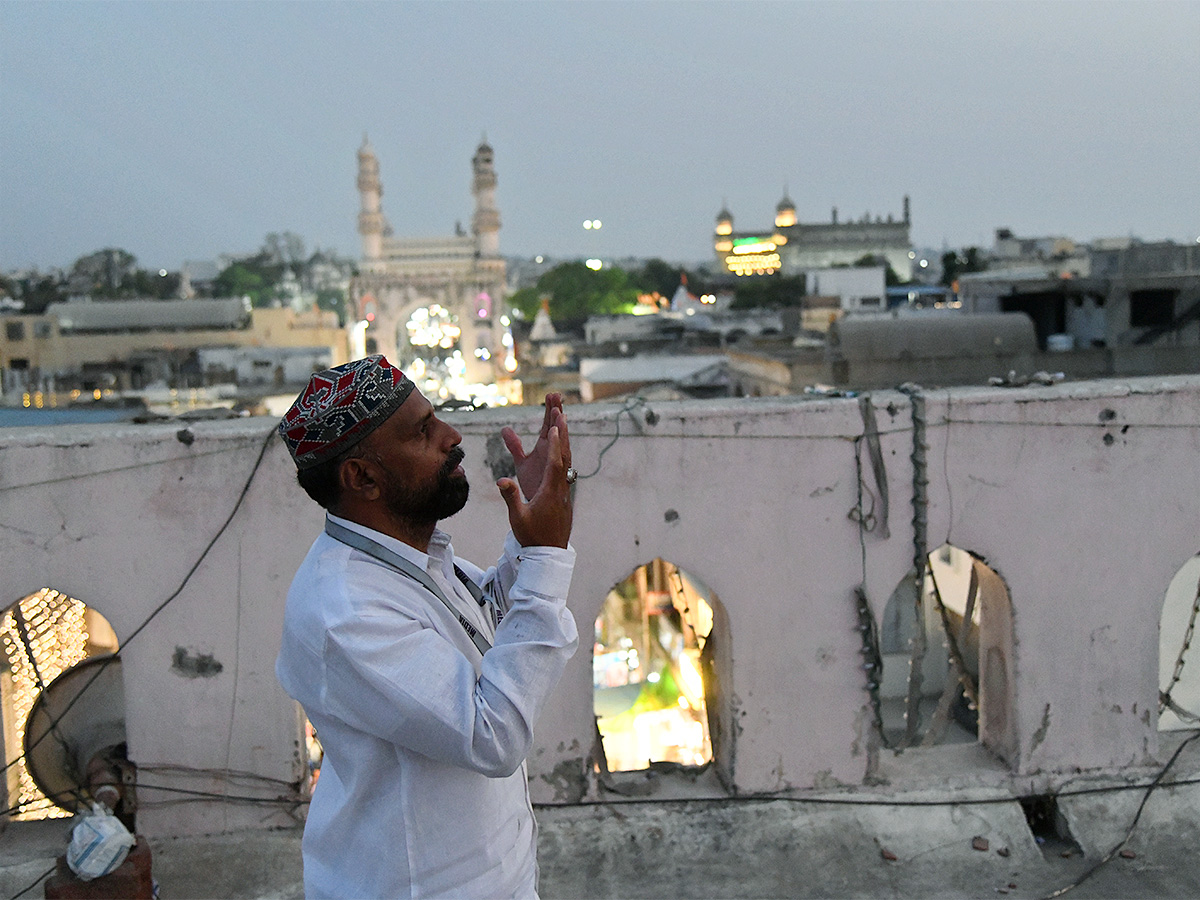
4,786,1199,900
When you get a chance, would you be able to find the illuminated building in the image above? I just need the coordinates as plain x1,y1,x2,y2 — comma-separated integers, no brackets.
714,192,914,281
351,137,512,401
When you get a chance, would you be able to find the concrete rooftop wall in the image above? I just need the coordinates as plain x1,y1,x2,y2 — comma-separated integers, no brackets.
2,375,1198,838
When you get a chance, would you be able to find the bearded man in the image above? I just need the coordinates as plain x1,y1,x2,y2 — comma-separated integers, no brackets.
275,355,578,899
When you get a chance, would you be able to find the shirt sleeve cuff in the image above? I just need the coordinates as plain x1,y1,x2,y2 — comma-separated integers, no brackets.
504,532,576,598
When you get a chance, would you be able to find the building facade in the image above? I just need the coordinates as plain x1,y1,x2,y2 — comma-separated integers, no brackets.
959,240,1200,351
0,301,347,397
350,138,511,394
714,192,913,281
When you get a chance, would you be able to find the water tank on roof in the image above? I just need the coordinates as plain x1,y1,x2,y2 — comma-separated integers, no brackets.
830,313,1037,361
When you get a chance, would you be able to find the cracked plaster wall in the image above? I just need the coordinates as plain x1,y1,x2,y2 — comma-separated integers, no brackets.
1,375,1198,838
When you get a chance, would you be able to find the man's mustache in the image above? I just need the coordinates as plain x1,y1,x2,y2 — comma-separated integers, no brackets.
441,447,465,478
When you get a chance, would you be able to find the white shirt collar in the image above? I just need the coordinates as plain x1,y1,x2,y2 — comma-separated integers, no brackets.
325,512,453,572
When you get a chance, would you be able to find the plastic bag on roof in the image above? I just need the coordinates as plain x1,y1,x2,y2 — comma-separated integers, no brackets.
66,802,136,881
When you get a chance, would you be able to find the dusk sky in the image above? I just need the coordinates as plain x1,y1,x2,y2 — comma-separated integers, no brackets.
3,1,1198,273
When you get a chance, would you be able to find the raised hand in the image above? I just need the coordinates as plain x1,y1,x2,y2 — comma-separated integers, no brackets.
500,393,571,499
496,419,573,549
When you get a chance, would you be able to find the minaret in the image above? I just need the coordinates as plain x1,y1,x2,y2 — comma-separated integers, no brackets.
774,189,797,228
357,135,384,266
714,202,734,253
471,138,501,257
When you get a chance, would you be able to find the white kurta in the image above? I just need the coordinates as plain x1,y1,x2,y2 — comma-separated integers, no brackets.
276,514,578,899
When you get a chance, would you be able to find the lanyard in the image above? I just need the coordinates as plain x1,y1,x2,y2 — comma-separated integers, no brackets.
324,517,493,656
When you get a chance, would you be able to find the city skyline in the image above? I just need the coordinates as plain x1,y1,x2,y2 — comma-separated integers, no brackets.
2,1,1198,272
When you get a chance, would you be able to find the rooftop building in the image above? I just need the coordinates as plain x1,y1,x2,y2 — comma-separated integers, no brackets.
714,193,913,281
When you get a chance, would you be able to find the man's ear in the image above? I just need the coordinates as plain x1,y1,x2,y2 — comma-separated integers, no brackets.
339,456,382,501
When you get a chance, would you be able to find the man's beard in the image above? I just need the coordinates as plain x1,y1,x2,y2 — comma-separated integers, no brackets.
380,447,469,525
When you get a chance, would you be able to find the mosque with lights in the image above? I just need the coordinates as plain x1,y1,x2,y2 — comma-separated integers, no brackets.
350,137,514,400
714,192,914,281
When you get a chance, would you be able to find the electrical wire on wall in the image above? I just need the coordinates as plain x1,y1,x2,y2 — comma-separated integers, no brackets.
2,427,277,792
1039,730,1200,900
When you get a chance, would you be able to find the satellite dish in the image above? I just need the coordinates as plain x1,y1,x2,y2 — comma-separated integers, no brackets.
24,654,126,813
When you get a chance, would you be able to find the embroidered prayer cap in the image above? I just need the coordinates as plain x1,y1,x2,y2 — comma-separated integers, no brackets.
279,355,416,470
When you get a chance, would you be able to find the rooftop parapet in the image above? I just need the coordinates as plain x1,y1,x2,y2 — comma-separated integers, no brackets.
1,376,1198,839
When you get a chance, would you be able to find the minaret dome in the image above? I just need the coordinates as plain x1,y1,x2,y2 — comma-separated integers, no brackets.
775,190,797,228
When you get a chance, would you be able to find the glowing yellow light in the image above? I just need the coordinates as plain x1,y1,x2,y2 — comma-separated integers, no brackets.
725,253,781,275
585,259,602,271
678,652,705,705
774,211,796,228
2,588,95,820
715,222,732,236
732,240,776,255
22,393,31,408
92,389,102,400
715,240,733,252
407,306,462,349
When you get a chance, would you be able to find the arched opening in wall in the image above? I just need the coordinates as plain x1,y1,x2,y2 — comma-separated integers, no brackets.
877,546,1014,754
402,304,466,402
1158,553,1200,731
1,589,124,823
593,559,721,774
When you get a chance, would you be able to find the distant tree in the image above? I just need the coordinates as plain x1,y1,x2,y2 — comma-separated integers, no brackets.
214,236,301,307
853,253,903,286
508,261,639,329
11,274,67,313
316,288,348,326
129,268,182,299
634,258,692,298
263,231,307,266
214,263,267,305
940,247,986,286
69,248,138,296
729,274,807,310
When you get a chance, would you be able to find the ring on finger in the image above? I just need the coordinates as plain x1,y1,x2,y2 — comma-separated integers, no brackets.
565,466,578,485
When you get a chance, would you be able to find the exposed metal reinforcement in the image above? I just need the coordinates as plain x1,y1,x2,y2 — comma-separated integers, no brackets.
898,384,930,747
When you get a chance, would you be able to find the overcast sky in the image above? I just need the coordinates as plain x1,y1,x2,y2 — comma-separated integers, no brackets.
2,1,1198,272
